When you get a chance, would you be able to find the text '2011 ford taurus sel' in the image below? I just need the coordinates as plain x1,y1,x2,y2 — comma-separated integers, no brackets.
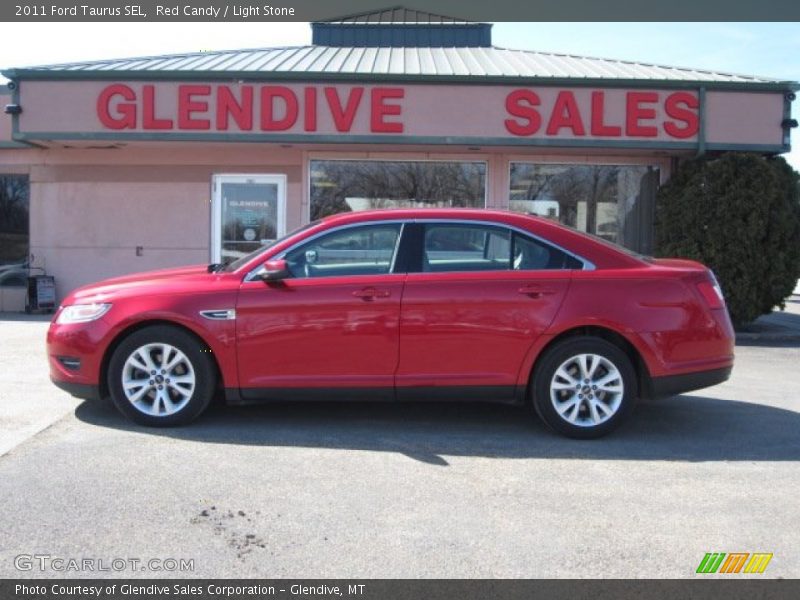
47,209,734,438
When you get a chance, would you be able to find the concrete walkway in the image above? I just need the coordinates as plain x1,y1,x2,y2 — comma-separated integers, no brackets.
736,285,800,344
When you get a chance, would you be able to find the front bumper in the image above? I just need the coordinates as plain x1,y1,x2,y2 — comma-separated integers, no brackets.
51,378,101,401
47,318,111,397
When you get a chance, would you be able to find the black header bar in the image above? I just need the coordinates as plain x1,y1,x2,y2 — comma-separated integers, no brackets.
3,0,800,22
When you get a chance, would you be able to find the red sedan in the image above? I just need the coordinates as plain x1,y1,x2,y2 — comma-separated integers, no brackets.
47,209,734,438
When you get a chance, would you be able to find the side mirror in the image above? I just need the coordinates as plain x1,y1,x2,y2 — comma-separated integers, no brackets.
258,259,290,281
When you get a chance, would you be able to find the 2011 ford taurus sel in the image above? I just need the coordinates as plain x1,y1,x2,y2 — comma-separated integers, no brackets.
47,209,734,438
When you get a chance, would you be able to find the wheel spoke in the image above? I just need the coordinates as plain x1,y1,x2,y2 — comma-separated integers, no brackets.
160,390,176,413
567,400,582,423
152,391,164,415
578,354,597,380
123,378,148,391
164,351,183,372
158,344,173,369
128,352,149,373
127,384,151,403
552,381,577,391
555,366,578,386
593,400,611,417
555,397,578,415
168,381,192,399
585,355,600,379
594,371,621,388
598,384,623,394
588,399,602,423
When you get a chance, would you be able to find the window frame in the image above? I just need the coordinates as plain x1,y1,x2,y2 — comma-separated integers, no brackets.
421,222,513,274
246,218,594,281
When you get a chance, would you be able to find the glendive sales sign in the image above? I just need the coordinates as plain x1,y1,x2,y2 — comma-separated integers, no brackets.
94,83,698,139
13,80,786,148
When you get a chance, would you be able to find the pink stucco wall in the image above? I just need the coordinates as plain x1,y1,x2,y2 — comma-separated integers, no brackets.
17,144,305,299
0,111,12,144
1,89,13,144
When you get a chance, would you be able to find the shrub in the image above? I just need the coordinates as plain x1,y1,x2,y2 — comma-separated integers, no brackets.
655,152,800,326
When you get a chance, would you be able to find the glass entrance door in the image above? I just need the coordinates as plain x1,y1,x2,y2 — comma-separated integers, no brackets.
211,174,286,264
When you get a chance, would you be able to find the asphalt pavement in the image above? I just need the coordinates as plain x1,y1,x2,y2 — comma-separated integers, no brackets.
0,312,798,578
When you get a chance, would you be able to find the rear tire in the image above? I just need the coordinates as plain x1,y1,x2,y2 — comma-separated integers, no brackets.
107,325,216,426
530,336,637,439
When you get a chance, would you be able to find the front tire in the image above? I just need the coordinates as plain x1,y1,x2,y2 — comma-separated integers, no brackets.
107,325,216,426
531,336,637,439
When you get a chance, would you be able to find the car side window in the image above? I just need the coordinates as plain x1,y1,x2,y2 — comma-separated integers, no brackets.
512,233,583,270
284,224,402,278
423,224,511,273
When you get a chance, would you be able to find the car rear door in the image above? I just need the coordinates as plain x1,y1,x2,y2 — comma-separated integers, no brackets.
395,221,574,400
235,222,406,400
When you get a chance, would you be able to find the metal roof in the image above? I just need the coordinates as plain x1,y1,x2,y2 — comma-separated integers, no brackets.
316,5,477,24
4,45,793,89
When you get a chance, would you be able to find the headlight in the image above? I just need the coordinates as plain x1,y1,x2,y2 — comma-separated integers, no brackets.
56,303,112,324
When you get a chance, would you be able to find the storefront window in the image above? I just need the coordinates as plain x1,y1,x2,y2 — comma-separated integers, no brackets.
509,163,660,254
310,160,486,221
0,175,30,287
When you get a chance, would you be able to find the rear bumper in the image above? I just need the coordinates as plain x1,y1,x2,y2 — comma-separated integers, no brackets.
647,366,732,399
51,378,100,401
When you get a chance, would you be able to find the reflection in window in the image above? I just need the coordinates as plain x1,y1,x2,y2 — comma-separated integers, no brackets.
513,233,583,270
285,224,401,278
0,175,30,287
509,163,659,254
424,224,509,272
220,182,278,263
310,160,486,221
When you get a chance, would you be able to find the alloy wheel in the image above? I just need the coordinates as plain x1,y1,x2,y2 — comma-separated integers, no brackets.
121,343,196,416
549,353,624,427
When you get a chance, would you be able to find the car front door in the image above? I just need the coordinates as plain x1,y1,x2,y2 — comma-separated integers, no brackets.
396,222,574,401
236,222,405,400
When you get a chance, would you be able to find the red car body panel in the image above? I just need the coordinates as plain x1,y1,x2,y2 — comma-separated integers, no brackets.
47,209,734,404
236,273,404,392
397,270,570,394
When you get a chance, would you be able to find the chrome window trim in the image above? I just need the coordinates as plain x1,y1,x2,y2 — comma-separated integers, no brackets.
245,217,595,281
389,223,405,274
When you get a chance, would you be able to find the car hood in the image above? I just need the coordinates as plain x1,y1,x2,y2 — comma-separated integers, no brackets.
66,264,217,304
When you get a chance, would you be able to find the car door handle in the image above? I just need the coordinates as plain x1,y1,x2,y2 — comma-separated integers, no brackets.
518,285,556,298
352,288,391,300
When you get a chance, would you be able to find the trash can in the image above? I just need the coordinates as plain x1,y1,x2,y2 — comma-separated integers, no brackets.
26,275,56,313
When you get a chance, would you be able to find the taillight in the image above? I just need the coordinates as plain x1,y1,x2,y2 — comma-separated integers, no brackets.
697,273,725,310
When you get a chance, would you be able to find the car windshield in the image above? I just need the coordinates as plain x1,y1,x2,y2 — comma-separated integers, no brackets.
221,221,319,272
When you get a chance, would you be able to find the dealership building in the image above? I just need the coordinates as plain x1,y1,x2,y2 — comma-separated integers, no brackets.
0,8,797,310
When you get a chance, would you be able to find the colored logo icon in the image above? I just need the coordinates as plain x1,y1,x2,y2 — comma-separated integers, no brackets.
696,553,773,574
